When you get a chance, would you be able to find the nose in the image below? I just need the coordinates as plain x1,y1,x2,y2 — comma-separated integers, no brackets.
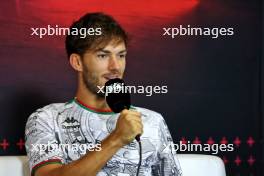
108,55,120,71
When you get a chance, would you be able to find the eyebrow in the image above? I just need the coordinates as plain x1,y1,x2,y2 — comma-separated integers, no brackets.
97,49,127,54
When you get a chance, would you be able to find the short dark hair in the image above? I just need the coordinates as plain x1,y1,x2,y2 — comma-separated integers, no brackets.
65,12,129,58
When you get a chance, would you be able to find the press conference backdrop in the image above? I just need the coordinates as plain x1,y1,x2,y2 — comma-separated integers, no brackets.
0,0,263,175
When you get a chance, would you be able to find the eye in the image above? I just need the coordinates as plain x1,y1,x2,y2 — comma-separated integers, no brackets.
97,54,108,59
118,54,126,59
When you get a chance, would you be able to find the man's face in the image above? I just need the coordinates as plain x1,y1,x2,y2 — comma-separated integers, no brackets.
81,40,127,97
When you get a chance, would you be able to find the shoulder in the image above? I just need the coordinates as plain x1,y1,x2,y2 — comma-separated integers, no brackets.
28,103,66,118
25,101,73,129
132,106,165,123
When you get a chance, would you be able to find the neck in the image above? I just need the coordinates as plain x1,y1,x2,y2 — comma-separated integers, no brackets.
75,77,111,111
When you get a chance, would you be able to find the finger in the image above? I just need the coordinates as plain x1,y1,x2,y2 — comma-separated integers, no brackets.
127,110,141,116
132,121,144,131
126,115,142,123
134,126,143,136
120,109,129,115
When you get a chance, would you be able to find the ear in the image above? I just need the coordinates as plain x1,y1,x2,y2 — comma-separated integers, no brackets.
69,54,83,72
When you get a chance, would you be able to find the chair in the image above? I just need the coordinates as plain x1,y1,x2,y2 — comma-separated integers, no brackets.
0,155,30,176
177,154,226,176
0,154,226,176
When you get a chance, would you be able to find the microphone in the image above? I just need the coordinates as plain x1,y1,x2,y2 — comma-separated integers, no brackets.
105,78,140,141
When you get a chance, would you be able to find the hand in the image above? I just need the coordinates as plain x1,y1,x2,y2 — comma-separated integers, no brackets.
113,109,143,146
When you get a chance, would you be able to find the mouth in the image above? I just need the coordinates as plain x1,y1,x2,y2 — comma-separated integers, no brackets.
103,74,120,81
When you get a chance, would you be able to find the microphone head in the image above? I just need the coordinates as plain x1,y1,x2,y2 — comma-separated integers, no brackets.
105,78,131,113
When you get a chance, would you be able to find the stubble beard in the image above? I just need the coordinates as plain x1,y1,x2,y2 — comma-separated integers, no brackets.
82,66,105,98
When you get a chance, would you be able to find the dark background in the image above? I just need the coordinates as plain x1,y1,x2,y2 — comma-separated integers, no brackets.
0,0,263,175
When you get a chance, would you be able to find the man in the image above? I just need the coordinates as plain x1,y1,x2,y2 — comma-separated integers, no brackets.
25,12,182,176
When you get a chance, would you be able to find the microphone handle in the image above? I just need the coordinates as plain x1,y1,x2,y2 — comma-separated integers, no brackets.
135,135,141,142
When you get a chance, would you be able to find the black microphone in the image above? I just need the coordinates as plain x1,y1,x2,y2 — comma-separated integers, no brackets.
105,78,140,142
